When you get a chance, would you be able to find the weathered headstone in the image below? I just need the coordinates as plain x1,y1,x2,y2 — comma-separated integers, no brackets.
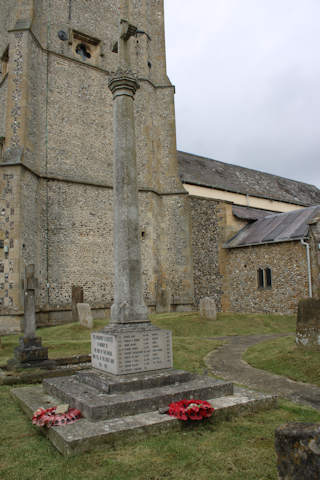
7,265,54,369
156,284,171,313
72,286,84,322
77,303,93,329
91,19,172,375
296,298,320,349
275,423,320,479
199,297,217,320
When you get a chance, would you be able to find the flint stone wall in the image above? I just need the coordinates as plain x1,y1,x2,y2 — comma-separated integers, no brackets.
0,0,194,329
190,197,222,309
224,241,308,314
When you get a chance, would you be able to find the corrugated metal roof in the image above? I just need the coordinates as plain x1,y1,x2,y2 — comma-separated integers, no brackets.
178,151,320,207
224,205,320,248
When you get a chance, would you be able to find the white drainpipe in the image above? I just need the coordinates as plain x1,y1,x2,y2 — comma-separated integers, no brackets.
301,238,312,297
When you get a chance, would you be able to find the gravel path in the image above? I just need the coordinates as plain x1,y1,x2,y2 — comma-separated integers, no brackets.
205,334,320,411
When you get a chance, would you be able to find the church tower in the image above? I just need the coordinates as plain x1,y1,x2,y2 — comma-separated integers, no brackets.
0,0,194,330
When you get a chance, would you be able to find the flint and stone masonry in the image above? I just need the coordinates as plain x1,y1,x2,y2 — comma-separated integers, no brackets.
0,0,194,331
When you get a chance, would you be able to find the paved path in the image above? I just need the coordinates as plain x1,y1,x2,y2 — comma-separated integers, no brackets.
205,334,320,411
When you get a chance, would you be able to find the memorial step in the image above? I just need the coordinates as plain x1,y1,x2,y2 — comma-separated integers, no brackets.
76,368,194,394
43,373,233,421
11,384,278,456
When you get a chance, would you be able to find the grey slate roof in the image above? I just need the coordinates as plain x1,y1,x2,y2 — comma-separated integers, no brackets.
224,205,320,249
178,151,320,207
232,206,275,221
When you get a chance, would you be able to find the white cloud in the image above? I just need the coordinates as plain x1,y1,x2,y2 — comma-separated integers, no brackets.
164,0,320,187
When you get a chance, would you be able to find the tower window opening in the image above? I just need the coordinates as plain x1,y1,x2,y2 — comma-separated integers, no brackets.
76,43,91,60
71,30,101,63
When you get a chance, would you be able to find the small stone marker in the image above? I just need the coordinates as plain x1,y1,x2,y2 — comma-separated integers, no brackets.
296,298,320,349
77,303,93,329
199,297,217,320
156,285,171,313
72,286,84,322
275,423,320,479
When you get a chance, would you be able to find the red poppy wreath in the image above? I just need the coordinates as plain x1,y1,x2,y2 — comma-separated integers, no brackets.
168,399,214,421
32,406,82,428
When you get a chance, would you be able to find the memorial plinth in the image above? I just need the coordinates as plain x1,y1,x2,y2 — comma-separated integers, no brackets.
92,324,172,375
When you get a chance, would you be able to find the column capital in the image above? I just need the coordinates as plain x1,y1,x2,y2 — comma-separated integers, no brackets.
108,69,140,99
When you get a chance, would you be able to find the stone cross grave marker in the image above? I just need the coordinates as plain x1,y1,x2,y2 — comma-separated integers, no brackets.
7,265,53,369
23,264,37,338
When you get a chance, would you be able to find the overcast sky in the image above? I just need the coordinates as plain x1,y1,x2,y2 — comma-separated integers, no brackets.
164,0,320,188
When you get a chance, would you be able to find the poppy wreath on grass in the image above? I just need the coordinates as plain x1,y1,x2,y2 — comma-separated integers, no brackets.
168,399,214,421
32,407,82,428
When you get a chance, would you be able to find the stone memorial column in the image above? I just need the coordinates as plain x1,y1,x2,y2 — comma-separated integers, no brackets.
91,21,172,375
108,70,149,325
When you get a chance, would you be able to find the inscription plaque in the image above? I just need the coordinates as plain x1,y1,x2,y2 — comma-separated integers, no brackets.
91,325,172,375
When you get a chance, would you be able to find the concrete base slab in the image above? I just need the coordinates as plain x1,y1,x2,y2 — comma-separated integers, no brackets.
11,385,277,456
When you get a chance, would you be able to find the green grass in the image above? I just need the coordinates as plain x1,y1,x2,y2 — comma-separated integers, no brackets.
244,336,320,386
0,319,106,365
0,384,319,480
151,311,296,337
0,312,295,366
0,312,313,479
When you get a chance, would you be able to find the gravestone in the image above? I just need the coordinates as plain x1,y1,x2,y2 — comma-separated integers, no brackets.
275,423,320,479
72,286,84,322
77,303,93,329
199,297,217,320
156,284,171,313
296,298,320,350
7,265,54,369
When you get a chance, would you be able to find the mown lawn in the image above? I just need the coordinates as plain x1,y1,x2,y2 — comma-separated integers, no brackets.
1,386,319,480
244,335,320,386
0,312,296,366
1,312,315,480
152,311,296,337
